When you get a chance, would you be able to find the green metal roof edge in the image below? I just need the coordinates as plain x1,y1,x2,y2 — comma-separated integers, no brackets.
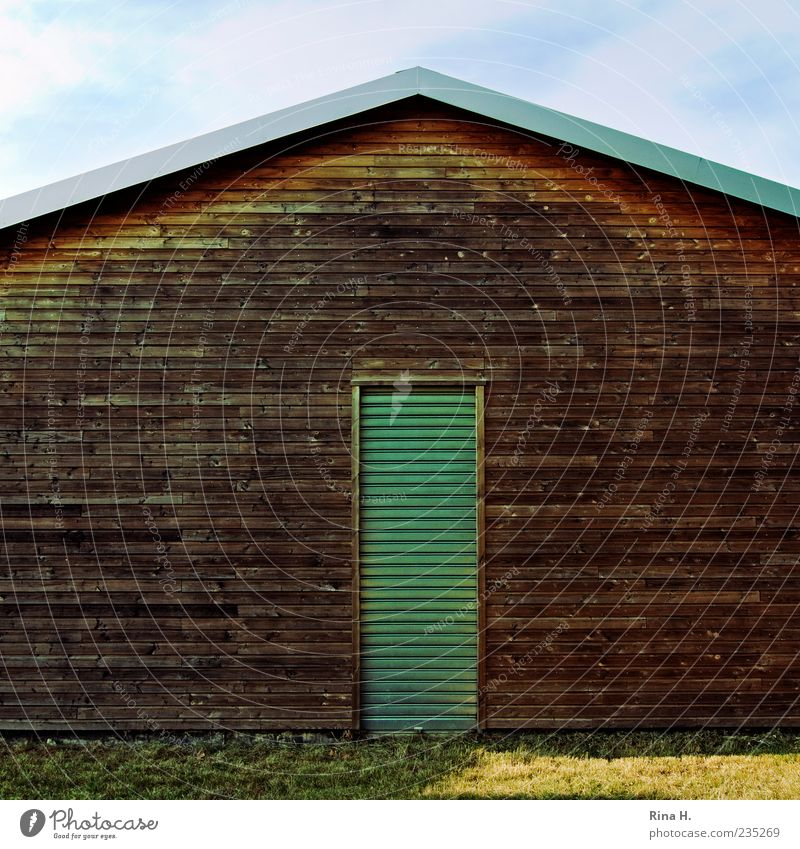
415,67,800,218
1,65,798,231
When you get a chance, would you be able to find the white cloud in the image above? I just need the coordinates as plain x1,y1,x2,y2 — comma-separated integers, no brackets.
527,0,800,183
1,0,800,199
0,2,114,119
160,0,530,130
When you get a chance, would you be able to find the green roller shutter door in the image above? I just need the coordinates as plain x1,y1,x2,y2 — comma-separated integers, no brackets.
359,387,478,731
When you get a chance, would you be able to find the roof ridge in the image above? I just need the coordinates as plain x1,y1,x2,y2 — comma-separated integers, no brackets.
1,66,798,230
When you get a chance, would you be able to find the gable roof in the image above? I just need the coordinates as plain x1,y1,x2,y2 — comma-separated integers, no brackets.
1,65,799,231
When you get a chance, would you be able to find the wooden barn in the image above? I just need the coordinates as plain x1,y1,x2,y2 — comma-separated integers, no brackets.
1,67,799,733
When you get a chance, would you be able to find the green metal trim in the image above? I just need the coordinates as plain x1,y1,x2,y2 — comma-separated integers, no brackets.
417,67,800,218
2,66,798,230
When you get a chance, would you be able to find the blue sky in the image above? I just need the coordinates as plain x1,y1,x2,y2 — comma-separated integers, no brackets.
2,0,800,198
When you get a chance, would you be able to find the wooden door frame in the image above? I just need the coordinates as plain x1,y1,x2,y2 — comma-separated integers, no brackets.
350,377,487,732
351,384,362,731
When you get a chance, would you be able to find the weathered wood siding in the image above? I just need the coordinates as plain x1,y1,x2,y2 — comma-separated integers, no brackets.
1,97,799,730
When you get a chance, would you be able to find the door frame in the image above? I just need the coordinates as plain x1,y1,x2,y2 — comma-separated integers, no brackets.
350,377,487,731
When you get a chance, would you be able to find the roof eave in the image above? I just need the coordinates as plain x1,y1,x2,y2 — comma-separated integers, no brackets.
1,65,799,231
0,68,425,231
416,67,800,218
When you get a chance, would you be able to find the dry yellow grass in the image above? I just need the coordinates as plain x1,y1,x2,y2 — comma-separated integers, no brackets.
424,751,800,799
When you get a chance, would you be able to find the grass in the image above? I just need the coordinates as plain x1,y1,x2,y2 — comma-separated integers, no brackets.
1,731,799,800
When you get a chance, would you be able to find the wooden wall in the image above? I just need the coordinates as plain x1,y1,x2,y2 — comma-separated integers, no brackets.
1,96,799,730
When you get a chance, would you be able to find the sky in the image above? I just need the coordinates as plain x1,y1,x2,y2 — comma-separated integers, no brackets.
1,0,800,199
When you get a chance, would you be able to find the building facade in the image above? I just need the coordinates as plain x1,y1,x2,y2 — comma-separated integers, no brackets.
1,69,799,731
